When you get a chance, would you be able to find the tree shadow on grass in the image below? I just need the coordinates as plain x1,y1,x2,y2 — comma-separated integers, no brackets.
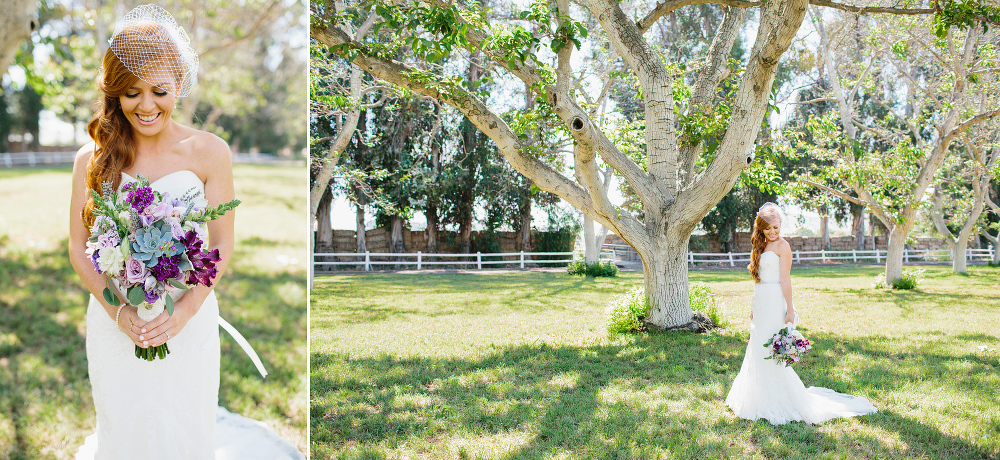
312,329,998,459
313,273,638,322
0,242,307,458
0,242,92,459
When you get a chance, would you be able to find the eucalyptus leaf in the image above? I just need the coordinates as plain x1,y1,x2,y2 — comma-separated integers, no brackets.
166,295,175,316
168,278,189,290
127,286,145,306
102,287,120,306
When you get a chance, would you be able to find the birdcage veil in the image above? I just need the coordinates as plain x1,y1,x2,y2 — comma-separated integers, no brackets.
108,4,198,97
757,202,785,227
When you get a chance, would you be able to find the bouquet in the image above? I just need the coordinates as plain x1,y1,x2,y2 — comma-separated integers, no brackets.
763,326,812,366
86,174,240,361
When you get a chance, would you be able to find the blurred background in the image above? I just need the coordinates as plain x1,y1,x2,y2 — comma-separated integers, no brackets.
0,0,309,457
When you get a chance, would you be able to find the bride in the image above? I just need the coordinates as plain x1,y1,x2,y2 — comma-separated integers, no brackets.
725,202,877,425
68,5,301,458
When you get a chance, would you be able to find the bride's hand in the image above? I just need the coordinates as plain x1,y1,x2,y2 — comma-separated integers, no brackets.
784,310,796,325
135,299,195,348
117,305,151,347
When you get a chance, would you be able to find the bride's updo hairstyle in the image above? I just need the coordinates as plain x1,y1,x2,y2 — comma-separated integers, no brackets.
82,4,198,227
749,202,785,283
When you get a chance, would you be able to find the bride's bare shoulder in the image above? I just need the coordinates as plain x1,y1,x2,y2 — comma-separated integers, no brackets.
177,128,232,173
776,238,792,256
73,142,96,173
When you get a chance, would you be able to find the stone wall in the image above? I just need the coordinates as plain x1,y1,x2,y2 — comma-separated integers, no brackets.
316,228,533,254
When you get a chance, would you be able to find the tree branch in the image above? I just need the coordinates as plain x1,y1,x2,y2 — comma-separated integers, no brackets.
637,0,762,33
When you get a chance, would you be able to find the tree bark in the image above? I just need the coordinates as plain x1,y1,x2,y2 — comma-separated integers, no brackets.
517,192,532,253
426,206,439,253
0,0,36,75
819,204,830,251
355,196,367,253
316,187,333,248
642,232,696,328
390,216,406,253
852,206,865,250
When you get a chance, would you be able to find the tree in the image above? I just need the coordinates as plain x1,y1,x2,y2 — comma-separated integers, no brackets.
0,0,37,74
930,128,999,273
797,12,1000,285
314,0,998,328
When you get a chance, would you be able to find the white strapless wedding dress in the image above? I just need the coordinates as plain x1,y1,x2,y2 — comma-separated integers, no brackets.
75,170,303,459
725,251,877,425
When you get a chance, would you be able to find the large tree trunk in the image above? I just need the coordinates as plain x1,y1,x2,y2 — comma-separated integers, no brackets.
426,206,439,253
642,232,695,329
316,188,333,248
584,215,598,263
0,0,36,75
852,206,865,250
517,193,532,253
390,216,406,254
953,238,969,273
355,200,367,253
819,204,830,251
884,221,911,284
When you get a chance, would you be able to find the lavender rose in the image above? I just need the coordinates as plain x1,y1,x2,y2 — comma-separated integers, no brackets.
124,255,148,284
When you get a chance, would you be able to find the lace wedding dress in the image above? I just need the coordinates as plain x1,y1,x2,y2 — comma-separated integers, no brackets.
76,170,302,459
725,250,877,425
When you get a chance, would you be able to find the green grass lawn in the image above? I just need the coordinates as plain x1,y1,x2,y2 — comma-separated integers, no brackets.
0,164,308,459
311,266,1000,459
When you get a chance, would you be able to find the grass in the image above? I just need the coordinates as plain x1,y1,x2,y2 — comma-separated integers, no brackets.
311,266,1000,459
0,164,307,459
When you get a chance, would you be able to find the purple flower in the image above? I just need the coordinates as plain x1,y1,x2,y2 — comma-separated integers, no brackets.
181,230,220,286
150,255,181,281
97,230,121,249
144,290,159,304
127,185,155,212
125,255,149,284
92,250,102,273
165,217,186,239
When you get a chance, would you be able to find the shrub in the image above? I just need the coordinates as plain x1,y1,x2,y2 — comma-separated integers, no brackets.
567,260,618,277
873,268,925,290
606,287,648,334
689,282,724,326
606,283,723,334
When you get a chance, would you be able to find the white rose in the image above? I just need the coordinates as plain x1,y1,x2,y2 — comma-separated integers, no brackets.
137,295,165,321
97,245,126,274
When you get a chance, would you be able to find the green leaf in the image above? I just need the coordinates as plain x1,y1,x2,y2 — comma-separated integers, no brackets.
168,278,189,290
127,286,145,306
102,287,120,307
166,295,175,316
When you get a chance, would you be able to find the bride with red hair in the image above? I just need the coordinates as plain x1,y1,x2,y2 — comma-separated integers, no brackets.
69,5,301,458
725,202,877,425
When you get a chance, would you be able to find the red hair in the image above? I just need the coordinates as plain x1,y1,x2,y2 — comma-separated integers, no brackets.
747,214,770,283
83,21,184,227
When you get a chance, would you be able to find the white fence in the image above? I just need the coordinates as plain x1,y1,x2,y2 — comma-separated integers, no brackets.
2,151,76,167
688,248,995,267
314,251,586,271
1,151,304,168
314,247,995,271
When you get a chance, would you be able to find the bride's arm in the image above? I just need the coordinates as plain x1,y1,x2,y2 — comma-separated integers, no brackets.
138,135,235,347
778,241,795,323
68,146,147,347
